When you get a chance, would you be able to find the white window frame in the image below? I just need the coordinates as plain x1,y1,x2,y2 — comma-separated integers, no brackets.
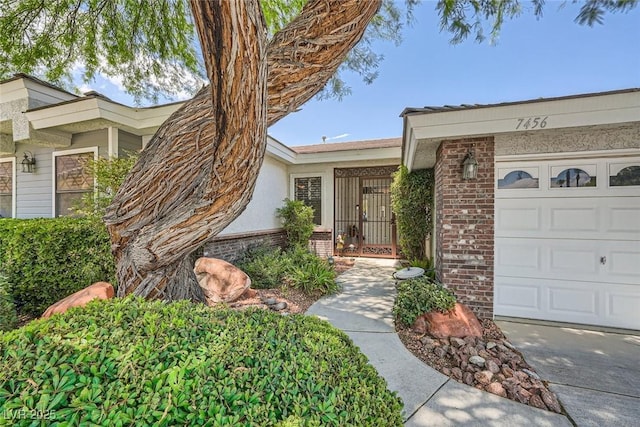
290,173,326,227
52,147,98,217
0,157,16,218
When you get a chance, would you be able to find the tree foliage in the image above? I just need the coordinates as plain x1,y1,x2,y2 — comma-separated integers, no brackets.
2,0,633,102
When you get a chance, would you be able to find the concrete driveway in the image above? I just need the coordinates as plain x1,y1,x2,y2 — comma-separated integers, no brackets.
498,320,640,427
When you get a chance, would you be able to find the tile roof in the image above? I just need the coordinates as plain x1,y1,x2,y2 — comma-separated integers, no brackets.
290,137,401,154
400,88,640,117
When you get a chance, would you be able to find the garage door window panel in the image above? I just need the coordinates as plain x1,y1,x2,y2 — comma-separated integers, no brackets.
609,164,640,187
550,166,596,188
498,168,539,189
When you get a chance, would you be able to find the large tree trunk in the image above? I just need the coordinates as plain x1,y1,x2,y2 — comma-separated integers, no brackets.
104,0,381,301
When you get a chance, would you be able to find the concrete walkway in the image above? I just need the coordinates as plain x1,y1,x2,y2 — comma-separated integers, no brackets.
307,258,571,426
498,320,640,427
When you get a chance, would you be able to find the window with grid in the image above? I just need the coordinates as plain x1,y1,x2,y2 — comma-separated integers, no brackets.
0,161,12,218
294,177,321,225
55,152,94,216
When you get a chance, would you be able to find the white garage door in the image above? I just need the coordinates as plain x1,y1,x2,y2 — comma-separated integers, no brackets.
494,155,640,330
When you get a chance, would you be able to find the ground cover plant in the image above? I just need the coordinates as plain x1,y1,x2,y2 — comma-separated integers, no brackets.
237,245,338,296
393,277,457,326
0,297,403,426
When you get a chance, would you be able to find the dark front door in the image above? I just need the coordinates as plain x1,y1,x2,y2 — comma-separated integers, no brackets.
334,166,398,258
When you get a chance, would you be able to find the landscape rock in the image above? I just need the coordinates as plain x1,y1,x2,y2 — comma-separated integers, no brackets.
486,341,497,350
469,355,486,367
42,282,114,318
523,368,541,380
541,389,562,413
450,337,466,348
420,336,437,348
474,370,493,385
271,301,288,311
194,257,251,304
486,382,507,398
486,359,501,374
463,372,474,385
416,303,483,338
529,394,547,410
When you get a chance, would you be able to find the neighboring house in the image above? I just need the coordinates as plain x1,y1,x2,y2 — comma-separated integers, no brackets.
4,74,638,331
0,74,401,260
401,89,640,330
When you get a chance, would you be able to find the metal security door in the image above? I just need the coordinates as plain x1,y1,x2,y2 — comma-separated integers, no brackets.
334,166,398,258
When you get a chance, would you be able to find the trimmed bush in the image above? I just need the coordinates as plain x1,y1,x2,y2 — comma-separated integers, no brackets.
0,275,17,332
0,298,404,426
393,277,456,326
390,165,434,262
0,218,115,317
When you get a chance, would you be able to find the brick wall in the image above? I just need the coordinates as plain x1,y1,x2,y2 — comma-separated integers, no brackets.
309,230,333,258
435,137,495,318
203,229,286,263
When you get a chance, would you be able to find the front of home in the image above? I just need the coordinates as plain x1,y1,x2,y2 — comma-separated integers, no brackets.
2,74,638,331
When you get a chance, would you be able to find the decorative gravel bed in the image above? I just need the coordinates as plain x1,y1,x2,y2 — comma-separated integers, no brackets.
397,319,563,413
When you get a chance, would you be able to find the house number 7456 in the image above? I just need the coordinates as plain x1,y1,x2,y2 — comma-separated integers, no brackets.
515,116,548,130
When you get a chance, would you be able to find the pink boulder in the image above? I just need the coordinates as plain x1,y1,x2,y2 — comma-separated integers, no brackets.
42,282,114,318
194,257,251,305
413,302,483,338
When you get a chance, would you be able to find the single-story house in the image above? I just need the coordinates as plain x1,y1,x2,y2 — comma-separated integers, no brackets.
2,74,638,330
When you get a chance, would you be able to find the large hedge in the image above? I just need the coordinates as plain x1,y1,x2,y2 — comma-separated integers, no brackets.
0,298,404,426
0,218,115,317
390,166,434,262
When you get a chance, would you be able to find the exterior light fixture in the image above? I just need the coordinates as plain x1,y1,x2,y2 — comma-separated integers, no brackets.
21,151,36,173
462,150,478,180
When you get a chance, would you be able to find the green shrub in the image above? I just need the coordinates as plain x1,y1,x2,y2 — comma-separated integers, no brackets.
236,245,289,289
237,245,338,297
390,165,434,262
393,277,456,326
0,218,116,317
73,153,138,218
286,247,338,295
0,298,403,426
0,275,17,332
276,198,315,248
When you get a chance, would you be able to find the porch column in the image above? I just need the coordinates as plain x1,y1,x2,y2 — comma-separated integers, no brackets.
434,136,495,318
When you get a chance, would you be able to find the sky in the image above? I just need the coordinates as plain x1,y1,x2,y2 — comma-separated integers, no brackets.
86,1,640,147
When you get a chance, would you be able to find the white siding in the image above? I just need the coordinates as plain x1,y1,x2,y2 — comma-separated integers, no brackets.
14,144,54,218
218,154,288,235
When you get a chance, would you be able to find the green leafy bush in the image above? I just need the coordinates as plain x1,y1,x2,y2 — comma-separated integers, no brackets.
237,245,338,296
393,277,456,326
236,245,289,289
0,218,116,317
0,275,17,332
276,198,315,248
73,154,138,218
285,247,338,295
0,298,403,426
390,165,434,262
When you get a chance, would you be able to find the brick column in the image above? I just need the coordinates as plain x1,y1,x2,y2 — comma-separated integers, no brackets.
434,137,495,318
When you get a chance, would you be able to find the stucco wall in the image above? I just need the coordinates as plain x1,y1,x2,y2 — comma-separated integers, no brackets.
495,123,640,156
218,154,289,236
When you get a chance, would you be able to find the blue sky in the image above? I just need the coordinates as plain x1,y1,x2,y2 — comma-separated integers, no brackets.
89,1,640,147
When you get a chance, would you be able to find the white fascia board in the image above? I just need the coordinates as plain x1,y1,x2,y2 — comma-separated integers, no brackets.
24,80,77,105
26,98,103,129
294,147,401,165
0,80,29,103
266,136,297,164
408,91,640,141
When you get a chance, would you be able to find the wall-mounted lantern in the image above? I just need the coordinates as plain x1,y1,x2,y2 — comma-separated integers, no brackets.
462,150,478,180
21,151,36,173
